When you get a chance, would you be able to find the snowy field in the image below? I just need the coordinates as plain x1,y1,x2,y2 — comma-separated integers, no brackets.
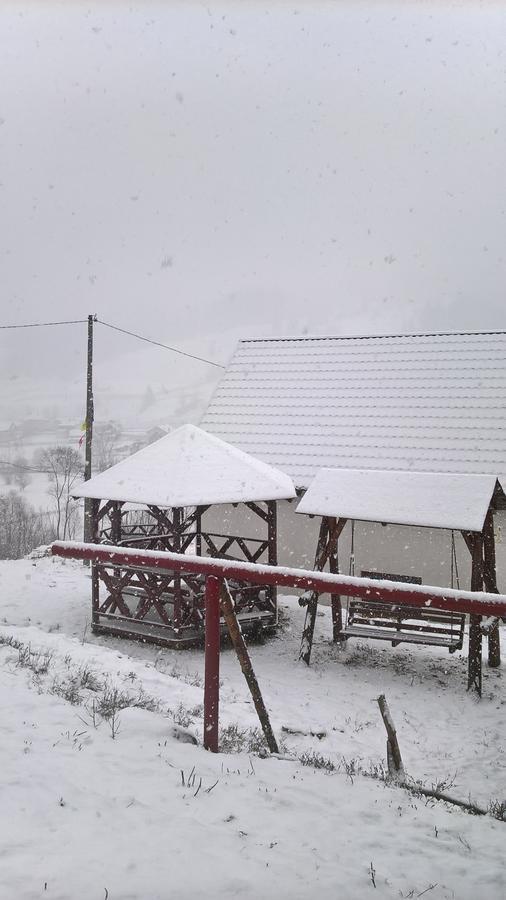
0,554,505,899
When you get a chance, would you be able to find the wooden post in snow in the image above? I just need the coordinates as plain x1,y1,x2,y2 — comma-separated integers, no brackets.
483,509,500,668
468,532,484,695
220,580,279,754
377,694,404,780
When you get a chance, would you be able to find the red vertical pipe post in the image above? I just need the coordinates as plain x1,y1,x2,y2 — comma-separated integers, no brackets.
204,575,222,752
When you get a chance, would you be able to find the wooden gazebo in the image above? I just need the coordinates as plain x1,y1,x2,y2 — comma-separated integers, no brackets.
295,468,505,692
74,424,296,647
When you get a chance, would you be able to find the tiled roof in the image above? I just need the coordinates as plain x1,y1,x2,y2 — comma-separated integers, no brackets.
200,331,506,489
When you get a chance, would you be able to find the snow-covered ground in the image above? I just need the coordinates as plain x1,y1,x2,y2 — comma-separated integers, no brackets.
0,554,505,899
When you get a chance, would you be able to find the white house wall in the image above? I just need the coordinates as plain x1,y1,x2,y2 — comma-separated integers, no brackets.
201,503,506,594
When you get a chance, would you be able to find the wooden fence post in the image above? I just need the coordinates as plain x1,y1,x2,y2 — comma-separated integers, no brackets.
377,694,404,781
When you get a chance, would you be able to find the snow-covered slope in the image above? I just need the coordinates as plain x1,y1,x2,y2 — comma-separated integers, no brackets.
0,555,505,899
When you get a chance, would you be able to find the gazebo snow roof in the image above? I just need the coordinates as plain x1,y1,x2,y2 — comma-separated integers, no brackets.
296,468,503,532
74,424,296,508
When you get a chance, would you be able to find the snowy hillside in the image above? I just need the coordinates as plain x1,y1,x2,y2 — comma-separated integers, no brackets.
0,554,504,899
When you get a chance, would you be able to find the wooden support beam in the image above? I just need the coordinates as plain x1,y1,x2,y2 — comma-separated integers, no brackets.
483,509,501,668
221,581,279,754
245,501,269,523
329,518,347,642
97,499,115,524
195,506,203,557
468,532,483,695
172,507,182,632
299,517,349,659
267,501,277,613
299,518,330,665
111,501,122,544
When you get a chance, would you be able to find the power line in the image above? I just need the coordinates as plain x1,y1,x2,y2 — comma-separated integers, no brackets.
0,314,226,369
0,319,88,329
0,460,52,474
96,319,226,369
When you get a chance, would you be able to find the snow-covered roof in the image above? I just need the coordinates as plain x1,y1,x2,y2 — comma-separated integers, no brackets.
74,424,296,507
201,331,506,488
296,468,500,531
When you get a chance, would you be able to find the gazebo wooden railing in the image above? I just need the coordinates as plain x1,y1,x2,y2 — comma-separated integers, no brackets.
87,498,278,646
53,541,506,750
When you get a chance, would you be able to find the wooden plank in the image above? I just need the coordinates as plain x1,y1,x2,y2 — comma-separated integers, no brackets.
343,626,459,647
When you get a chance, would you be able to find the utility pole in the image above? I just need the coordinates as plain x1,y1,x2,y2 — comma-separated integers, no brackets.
83,314,96,543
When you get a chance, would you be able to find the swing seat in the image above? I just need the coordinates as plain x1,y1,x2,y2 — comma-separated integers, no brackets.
342,571,466,653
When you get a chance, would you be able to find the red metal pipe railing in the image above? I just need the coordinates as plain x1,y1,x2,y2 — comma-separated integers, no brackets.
52,541,506,752
52,541,506,618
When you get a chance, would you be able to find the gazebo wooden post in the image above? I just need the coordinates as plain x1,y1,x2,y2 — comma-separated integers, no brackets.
329,517,347,642
468,531,484,695
91,499,101,627
172,506,182,632
299,518,329,664
267,501,277,611
110,503,123,610
300,516,347,663
111,501,122,544
195,506,203,557
483,508,501,668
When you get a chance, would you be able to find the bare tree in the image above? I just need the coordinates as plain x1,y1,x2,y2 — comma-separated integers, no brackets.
12,456,31,491
39,447,83,540
94,421,121,473
0,491,54,559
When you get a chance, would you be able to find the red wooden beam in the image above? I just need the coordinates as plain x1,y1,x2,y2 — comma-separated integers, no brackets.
52,541,506,619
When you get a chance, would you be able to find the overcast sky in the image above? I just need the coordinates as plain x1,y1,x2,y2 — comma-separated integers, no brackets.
1,0,505,394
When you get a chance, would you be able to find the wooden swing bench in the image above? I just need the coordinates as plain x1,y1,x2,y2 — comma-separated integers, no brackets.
342,571,466,653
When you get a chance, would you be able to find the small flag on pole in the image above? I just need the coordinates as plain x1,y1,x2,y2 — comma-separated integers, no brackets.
79,421,87,448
